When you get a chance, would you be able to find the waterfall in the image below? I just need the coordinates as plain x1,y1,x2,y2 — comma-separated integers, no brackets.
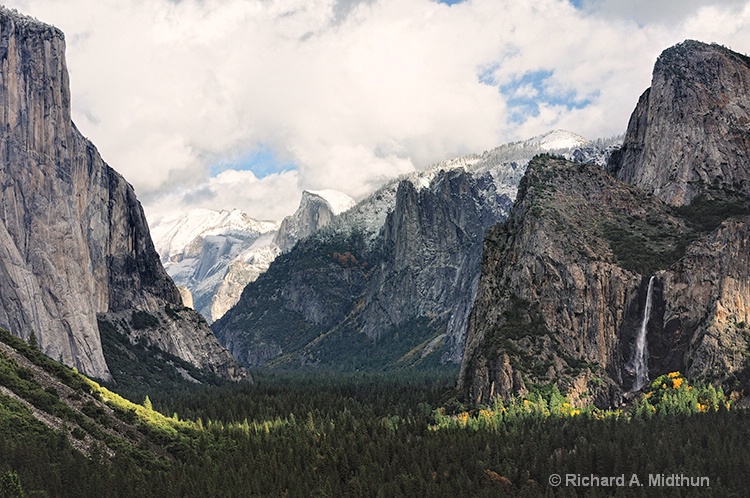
629,276,655,391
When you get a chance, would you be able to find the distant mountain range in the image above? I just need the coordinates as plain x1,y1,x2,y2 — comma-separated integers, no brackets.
210,130,620,370
151,131,615,327
150,191,355,323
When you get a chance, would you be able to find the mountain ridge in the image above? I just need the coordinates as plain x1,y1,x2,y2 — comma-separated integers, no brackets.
151,189,355,323
212,132,618,371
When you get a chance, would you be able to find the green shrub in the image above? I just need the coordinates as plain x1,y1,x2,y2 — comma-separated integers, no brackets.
130,311,160,330
674,190,750,232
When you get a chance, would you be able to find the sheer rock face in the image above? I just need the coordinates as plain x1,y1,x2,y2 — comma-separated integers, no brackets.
609,40,750,206
661,217,750,382
458,158,655,406
273,191,354,252
461,41,750,407
0,9,245,381
459,157,750,407
361,170,506,362
178,287,194,310
604,40,750,386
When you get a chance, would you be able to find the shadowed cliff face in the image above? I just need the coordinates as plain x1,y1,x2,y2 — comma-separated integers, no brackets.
609,40,750,206
361,171,506,362
214,169,509,369
459,156,750,407
274,191,346,252
458,157,683,406
0,9,245,382
662,217,750,382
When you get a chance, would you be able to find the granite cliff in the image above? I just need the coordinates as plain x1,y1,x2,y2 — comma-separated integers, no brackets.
212,132,615,371
0,8,245,382
460,41,750,406
458,156,690,405
609,40,750,206
274,190,356,252
360,171,504,363
213,168,510,369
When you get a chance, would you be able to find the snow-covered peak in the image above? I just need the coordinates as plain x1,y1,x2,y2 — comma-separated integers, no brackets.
318,130,620,244
529,129,589,151
304,189,356,215
273,189,355,251
151,208,279,261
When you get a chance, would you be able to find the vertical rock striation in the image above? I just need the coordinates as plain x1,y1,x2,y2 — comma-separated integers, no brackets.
609,40,750,206
274,190,356,252
0,8,245,381
214,169,509,369
458,157,672,406
362,170,506,362
661,217,750,382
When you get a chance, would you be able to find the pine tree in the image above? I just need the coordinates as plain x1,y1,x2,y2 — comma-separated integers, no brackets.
27,331,37,350
0,470,24,498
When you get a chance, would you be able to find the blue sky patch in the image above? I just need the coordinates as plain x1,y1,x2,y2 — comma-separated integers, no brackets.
498,69,592,124
477,63,501,86
209,145,297,178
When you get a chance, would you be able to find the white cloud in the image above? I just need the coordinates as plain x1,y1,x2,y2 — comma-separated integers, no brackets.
577,0,747,26
147,169,301,224
5,0,750,223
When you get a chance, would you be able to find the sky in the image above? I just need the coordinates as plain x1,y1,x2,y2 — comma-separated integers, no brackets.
4,0,750,223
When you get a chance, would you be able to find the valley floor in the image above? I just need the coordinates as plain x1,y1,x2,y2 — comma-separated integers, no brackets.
1,344,750,497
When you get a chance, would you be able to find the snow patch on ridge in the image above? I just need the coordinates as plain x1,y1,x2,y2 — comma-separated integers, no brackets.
306,189,356,215
152,208,278,263
531,129,590,151
319,130,620,244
